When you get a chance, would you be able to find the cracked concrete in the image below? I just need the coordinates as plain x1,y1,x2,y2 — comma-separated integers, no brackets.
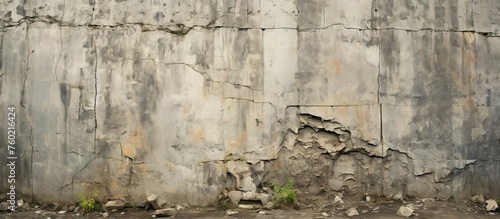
1,0,500,207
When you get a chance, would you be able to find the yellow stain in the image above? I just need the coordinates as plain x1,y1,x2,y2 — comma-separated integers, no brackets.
122,130,143,159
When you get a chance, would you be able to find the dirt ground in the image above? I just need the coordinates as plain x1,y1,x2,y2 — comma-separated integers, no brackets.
1,194,499,219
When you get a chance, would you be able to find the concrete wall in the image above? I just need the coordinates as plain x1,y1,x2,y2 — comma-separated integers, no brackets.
0,0,499,205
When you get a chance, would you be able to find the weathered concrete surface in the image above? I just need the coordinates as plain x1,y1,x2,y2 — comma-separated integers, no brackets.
1,0,500,206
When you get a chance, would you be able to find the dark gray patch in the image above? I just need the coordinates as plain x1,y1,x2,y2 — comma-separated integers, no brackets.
59,83,70,120
296,0,324,30
16,5,24,16
294,72,313,84
153,12,163,22
4,11,12,21
115,0,127,2
450,0,459,30
404,0,416,11
131,61,160,123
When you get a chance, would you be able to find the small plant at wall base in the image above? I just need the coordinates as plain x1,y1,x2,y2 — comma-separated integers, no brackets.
271,177,297,207
79,191,101,213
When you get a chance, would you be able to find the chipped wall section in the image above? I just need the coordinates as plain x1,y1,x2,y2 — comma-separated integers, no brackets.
1,0,500,206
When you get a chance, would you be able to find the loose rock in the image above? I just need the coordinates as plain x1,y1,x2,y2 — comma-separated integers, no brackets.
228,191,242,205
238,204,258,209
397,206,414,217
333,195,344,204
393,191,403,201
147,193,168,209
105,200,127,210
258,210,270,215
485,199,498,212
103,212,109,217
470,195,485,204
17,199,24,207
152,208,176,217
346,207,359,217
264,202,274,209
226,210,238,216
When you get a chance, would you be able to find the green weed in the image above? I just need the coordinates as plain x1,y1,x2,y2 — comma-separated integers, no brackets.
271,178,297,207
79,191,101,213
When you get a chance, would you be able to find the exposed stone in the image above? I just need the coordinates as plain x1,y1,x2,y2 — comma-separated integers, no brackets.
103,212,109,218
17,199,24,207
242,191,255,200
238,204,258,210
105,200,127,210
260,194,271,205
226,210,238,216
346,207,359,217
393,191,404,201
264,202,274,210
152,208,176,217
397,206,414,217
471,194,485,204
1,0,500,207
486,199,498,212
147,193,169,210
258,210,270,215
333,196,344,204
228,191,242,205
58,211,66,214
328,179,344,191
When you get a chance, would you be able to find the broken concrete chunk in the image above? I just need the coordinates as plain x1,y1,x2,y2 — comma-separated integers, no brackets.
346,207,359,217
397,206,414,217
485,199,498,212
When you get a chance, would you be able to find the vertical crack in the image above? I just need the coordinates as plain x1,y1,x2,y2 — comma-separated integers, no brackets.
93,31,98,157
22,21,36,200
54,24,63,82
60,0,67,24
89,0,96,25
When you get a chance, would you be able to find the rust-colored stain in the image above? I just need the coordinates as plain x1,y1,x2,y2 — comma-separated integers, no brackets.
192,129,206,143
226,131,248,154
122,130,143,160
464,50,475,65
330,58,343,74
463,32,474,45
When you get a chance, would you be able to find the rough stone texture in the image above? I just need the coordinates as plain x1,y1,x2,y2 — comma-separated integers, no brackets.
1,0,500,206
397,206,414,217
